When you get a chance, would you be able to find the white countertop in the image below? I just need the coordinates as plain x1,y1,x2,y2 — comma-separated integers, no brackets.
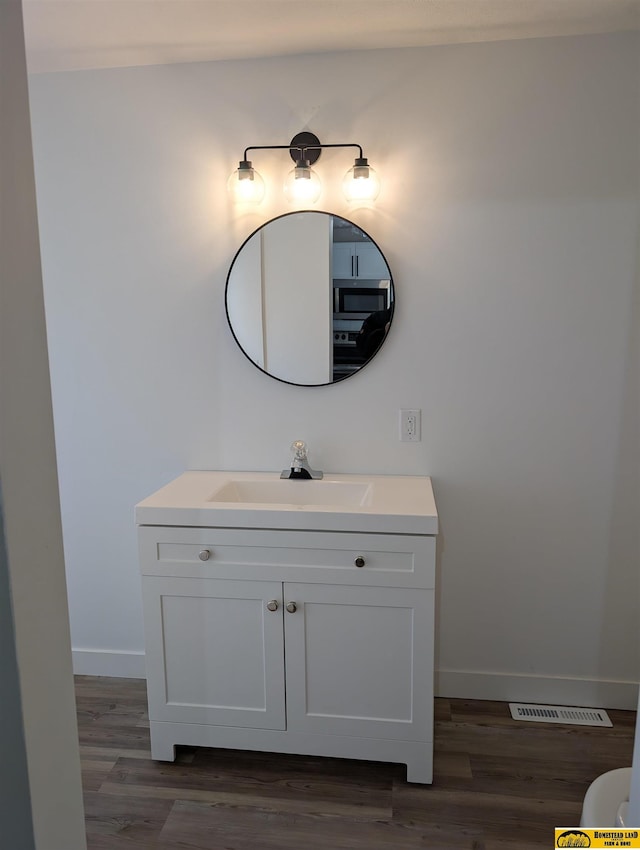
135,471,438,535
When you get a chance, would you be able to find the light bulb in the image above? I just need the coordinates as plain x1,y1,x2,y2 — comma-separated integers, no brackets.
227,160,265,204
342,158,380,202
283,160,321,204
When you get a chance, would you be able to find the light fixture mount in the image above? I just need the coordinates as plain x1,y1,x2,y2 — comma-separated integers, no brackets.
289,131,321,165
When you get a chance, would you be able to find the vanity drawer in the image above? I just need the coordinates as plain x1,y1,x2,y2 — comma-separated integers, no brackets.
139,527,435,588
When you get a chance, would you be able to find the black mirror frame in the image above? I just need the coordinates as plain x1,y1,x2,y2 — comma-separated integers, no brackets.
225,210,395,388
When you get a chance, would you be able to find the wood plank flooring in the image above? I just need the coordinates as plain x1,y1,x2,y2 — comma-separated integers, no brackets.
75,676,636,850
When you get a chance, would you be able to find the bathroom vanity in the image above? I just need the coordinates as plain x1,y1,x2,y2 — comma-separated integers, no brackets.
136,471,438,783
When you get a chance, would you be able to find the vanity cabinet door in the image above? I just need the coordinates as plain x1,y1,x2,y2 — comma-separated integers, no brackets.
283,583,433,742
142,576,286,729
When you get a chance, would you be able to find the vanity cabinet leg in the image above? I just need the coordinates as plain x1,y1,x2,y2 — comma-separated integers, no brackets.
405,750,433,784
149,724,176,762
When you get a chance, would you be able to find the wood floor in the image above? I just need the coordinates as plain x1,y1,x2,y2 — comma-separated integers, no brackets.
76,676,636,850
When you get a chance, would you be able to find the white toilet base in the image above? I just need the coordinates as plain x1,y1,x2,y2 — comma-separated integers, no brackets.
580,767,632,827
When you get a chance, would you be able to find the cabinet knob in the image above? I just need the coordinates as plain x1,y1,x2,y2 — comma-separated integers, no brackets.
285,601,297,614
266,600,279,612
354,555,366,568
198,549,211,561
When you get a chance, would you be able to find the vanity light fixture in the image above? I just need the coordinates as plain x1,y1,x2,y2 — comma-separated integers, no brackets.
227,159,266,204
283,156,322,204
228,132,380,204
342,156,380,202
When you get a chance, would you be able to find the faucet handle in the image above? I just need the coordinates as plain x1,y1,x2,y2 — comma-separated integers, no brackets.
281,439,323,480
291,440,308,460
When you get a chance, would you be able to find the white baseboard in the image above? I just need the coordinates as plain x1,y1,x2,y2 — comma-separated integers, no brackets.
72,649,146,679
436,669,639,711
71,651,638,711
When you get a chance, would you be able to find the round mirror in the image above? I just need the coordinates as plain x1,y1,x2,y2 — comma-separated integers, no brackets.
225,211,394,386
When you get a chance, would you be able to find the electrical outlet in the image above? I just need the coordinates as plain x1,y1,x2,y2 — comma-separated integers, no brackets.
400,409,421,442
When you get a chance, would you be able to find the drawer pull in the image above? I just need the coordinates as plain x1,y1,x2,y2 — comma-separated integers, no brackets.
266,600,279,612
198,549,211,561
354,555,366,568
285,601,297,614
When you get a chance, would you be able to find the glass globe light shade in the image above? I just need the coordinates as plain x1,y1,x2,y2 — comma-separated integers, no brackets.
283,162,322,204
342,160,380,202
227,161,265,204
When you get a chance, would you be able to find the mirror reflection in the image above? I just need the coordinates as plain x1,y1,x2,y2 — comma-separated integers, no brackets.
225,212,394,386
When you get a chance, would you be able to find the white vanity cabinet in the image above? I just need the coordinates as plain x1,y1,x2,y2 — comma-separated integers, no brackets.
136,471,438,783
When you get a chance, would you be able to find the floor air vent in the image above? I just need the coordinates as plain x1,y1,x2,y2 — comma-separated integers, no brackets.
509,703,612,727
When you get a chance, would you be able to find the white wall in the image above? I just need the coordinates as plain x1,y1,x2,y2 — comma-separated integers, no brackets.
28,32,640,707
0,1,87,847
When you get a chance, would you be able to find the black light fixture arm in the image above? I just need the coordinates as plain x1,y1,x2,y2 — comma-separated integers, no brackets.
242,143,298,162
239,134,366,168
242,143,364,158
307,142,365,159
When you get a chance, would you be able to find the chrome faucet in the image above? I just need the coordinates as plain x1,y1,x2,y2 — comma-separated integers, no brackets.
281,440,323,480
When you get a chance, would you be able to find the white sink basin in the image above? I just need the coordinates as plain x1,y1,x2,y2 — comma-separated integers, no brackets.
208,479,372,507
135,471,438,535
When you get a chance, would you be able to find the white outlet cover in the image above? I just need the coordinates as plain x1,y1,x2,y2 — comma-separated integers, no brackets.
400,409,421,442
